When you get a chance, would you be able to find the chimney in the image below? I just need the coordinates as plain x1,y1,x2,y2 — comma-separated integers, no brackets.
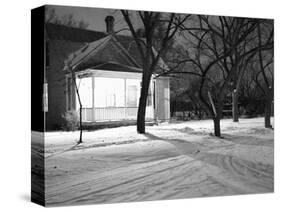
105,16,114,34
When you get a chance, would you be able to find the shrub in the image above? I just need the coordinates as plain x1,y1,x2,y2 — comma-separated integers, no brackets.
61,110,79,131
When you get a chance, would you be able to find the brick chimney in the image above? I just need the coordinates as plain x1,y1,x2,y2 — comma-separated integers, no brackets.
105,16,114,34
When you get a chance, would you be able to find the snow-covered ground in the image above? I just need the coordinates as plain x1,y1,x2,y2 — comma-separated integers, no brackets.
33,117,274,206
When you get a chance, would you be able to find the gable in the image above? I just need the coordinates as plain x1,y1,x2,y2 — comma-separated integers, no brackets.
65,35,142,72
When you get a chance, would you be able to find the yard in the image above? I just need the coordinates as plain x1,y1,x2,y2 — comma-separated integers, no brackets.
33,117,274,206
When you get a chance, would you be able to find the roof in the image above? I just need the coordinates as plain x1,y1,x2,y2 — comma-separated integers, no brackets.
46,23,168,73
45,23,106,43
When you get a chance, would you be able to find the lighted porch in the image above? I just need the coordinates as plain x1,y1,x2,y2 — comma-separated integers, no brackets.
67,70,154,122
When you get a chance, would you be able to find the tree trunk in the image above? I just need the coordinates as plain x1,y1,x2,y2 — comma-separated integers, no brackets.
214,101,223,137
73,75,83,144
198,108,202,119
208,91,222,137
137,94,147,133
213,117,221,137
137,74,151,134
264,98,272,128
232,89,239,122
78,106,82,143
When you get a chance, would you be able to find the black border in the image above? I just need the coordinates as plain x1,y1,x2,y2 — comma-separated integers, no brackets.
31,5,46,207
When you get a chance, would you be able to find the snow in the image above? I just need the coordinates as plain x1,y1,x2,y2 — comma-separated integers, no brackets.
32,117,274,206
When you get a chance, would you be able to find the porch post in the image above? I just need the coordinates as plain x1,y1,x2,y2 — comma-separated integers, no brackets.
92,76,95,122
154,78,157,122
71,73,76,110
151,78,155,120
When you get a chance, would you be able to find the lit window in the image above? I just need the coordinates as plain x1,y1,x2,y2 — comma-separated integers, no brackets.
94,77,125,108
127,85,138,107
126,79,140,107
147,85,152,106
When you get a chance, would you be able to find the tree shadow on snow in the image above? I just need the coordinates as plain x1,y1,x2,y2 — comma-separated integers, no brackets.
143,133,200,155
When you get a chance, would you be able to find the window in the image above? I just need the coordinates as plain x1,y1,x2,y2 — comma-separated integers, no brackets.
94,77,125,108
147,84,152,106
126,79,140,107
127,85,138,107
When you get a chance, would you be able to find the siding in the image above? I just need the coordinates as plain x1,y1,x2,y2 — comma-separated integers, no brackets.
155,77,170,121
46,40,84,130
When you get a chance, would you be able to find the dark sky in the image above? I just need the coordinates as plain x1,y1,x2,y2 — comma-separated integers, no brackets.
47,5,141,35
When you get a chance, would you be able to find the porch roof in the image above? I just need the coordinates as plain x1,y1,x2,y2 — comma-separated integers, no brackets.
81,61,143,74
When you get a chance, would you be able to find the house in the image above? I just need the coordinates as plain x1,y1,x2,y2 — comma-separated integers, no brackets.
45,16,170,130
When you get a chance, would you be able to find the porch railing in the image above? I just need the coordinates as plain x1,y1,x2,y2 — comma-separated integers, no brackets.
81,107,138,122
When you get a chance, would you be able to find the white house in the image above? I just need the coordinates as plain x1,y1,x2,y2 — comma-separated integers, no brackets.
64,32,170,123
45,16,170,130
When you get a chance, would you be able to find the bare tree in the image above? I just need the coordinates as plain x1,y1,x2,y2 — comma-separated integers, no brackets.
214,17,258,122
157,15,272,137
255,20,274,128
206,17,273,123
121,10,188,133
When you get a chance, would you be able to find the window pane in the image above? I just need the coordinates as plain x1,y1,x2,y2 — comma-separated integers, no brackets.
127,85,138,107
126,79,140,107
147,84,152,106
94,77,125,108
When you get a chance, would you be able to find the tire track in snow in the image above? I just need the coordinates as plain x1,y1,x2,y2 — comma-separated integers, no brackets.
195,152,273,191
46,156,192,205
